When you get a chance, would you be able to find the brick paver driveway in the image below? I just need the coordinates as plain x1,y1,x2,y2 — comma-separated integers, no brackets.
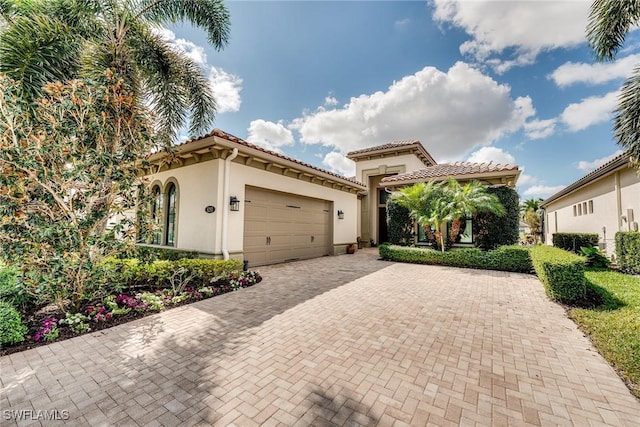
1,249,639,426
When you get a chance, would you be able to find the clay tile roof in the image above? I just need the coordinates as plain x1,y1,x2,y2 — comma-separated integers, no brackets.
162,128,365,187
380,161,520,184
346,140,420,156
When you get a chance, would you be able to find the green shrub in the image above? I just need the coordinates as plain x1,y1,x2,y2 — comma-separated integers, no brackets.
616,232,640,274
378,244,532,273
0,263,31,312
386,198,414,246
474,186,520,250
119,245,200,262
530,246,586,303
552,233,599,254
0,300,27,346
101,258,243,291
580,246,611,269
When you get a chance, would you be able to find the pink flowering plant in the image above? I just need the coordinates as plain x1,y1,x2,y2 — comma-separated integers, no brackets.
34,317,59,342
85,305,113,322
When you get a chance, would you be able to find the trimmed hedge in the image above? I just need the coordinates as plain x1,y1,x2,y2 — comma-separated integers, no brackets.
616,232,640,274
473,186,520,250
386,198,414,246
102,258,243,291
552,233,599,254
378,244,533,273
120,245,200,262
530,245,585,303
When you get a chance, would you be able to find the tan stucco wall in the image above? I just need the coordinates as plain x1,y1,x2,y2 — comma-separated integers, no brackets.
354,154,426,183
543,166,640,256
147,161,220,253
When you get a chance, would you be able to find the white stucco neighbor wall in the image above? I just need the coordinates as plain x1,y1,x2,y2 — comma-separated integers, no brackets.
146,161,220,253
225,162,358,256
543,166,639,256
354,154,426,182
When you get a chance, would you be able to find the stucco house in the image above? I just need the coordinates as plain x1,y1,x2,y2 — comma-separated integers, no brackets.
540,152,639,256
144,129,521,266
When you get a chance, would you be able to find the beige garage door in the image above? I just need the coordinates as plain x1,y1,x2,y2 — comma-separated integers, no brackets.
243,186,331,266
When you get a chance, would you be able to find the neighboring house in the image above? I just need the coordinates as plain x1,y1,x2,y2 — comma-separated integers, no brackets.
144,129,521,266
540,152,639,257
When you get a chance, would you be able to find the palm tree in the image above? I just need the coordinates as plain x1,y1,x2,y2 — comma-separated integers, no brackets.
391,181,447,250
520,197,543,219
392,179,504,252
442,179,505,248
587,0,640,162
0,0,230,142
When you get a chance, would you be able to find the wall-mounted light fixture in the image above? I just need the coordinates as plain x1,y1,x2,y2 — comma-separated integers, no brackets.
204,205,216,213
337,210,344,220
230,196,240,212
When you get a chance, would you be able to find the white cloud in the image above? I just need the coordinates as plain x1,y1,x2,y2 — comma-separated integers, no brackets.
323,152,356,176
576,150,625,172
208,67,243,113
246,120,294,152
395,18,410,27
549,54,640,87
432,0,591,72
466,146,515,164
517,173,537,187
524,119,557,140
560,91,618,132
290,62,534,162
324,96,339,106
523,185,566,198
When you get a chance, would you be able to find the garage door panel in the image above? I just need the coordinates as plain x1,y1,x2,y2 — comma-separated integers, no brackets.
243,186,331,267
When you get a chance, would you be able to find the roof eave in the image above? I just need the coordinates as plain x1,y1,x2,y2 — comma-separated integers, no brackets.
379,169,520,188
540,155,630,207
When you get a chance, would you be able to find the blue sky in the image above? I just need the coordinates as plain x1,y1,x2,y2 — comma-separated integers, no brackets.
162,0,639,200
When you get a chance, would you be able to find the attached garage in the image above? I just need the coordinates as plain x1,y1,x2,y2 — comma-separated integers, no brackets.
243,186,331,266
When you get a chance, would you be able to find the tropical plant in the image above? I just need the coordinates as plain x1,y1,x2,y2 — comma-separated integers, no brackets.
0,0,230,142
520,198,543,219
523,208,541,242
0,74,155,310
442,178,505,248
580,246,611,269
587,0,640,163
392,179,504,252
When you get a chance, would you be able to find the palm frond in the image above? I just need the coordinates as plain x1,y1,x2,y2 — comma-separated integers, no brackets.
0,13,81,101
614,65,640,160
587,0,640,61
138,0,230,50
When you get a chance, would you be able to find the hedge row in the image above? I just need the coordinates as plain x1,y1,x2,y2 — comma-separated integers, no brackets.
552,233,599,254
102,258,243,291
378,244,533,273
530,245,586,303
120,245,200,262
616,232,640,274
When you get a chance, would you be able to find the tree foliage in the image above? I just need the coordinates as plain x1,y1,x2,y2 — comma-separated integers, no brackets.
0,0,230,142
0,73,155,310
587,0,640,163
473,186,520,250
524,208,541,236
386,198,414,246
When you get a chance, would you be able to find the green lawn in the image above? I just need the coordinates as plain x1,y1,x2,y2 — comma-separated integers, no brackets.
569,269,640,398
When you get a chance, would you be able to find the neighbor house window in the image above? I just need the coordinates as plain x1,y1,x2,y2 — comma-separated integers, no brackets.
151,185,162,244
583,202,587,215
165,182,177,246
573,205,577,217
588,200,594,214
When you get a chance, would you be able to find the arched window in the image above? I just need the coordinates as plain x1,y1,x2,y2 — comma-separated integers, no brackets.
151,185,162,244
165,182,177,246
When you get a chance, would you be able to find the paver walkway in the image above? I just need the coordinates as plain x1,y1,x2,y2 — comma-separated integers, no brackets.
1,249,639,426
